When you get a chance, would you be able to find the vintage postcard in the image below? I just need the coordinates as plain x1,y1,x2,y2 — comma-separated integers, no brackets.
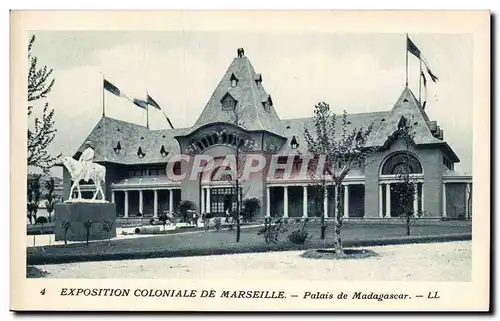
11,10,490,311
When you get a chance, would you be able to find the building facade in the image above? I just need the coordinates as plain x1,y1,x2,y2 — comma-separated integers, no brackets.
62,49,473,221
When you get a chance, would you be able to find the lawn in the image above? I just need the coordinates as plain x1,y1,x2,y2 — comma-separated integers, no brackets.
27,221,471,265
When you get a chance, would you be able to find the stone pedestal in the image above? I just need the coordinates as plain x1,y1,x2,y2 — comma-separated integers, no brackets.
54,202,116,242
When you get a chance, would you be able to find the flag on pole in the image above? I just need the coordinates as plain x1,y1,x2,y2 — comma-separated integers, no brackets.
104,79,130,98
162,110,175,129
407,36,439,83
420,71,427,109
133,98,148,109
147,94,161,110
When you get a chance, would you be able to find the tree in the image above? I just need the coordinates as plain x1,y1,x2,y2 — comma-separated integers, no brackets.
83,220,93,247
100,220,115,247
44,177,57,222
61,220,72,246
27,174,41,224
241,198,260,222
389,116,420,236
303,102,377,256
306,183,329,240
27,35,60,172
223,105,255,243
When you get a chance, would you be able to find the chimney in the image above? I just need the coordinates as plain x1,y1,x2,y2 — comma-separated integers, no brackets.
237,48,245,58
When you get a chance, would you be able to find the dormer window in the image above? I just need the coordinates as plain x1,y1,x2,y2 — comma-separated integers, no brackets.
160,145,168,157
137,147,145,158
254,73,262,87
262,95,273,112
230,73,238,87
290,136,299,149
113,141,121,154
398,116,408,130
221,93,237,111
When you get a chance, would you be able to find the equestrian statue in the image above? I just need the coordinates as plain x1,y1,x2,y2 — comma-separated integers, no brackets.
62,140,107,202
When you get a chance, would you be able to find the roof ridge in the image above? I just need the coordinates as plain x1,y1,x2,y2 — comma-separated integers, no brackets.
245,57,265,130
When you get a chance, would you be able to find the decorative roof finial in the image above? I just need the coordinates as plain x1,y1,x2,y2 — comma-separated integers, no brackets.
237,48,245,58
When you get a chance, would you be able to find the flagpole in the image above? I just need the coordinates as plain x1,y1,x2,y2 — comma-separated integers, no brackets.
146,90,150,129
405,33,408,88
102,73,105,117
419,59,422,105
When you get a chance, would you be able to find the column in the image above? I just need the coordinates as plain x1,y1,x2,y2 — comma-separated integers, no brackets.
378,184,383,217
153,190,158,218
413,183,419,216
266,186,271,217
385,183,391,218
465,183,471,219
283,186,289,218
111,191,115,204
138,190,144,214
124,190,129,218
420,183,424,216
302,185,308,218
169,189,174,214
201,187,205,214
442,183,447,218
206,187,211,213
343,185,349,218
323,188,328,218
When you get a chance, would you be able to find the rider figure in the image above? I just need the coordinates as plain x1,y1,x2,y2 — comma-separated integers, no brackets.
79,140,95,182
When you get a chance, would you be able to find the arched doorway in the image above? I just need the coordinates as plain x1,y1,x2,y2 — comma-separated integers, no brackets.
380,152,424,218
199,156,241,217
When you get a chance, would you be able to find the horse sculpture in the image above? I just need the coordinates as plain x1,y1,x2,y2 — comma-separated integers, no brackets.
62,156,107,201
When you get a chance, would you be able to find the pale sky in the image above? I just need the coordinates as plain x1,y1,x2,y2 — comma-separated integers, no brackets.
28,31,473,176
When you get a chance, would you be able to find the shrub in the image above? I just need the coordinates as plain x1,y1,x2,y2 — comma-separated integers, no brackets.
213,217,222,232
257,218,288,244
35,216,48,236
288,219,309,244
35,216,48,225
288,229,309,244
242,198,260,222
136,212,143,217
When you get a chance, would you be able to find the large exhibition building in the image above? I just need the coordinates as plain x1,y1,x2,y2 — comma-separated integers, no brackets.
62,48,473,221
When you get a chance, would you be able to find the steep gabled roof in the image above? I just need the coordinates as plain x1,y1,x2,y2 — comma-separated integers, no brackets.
278,111,389,155
73,117,188,165
191,51,283,136
368,87,443,147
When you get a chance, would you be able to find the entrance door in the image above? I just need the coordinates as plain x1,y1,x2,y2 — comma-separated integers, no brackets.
210,187,239,216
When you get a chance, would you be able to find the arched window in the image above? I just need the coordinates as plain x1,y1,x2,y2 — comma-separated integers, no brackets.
381,152,422,175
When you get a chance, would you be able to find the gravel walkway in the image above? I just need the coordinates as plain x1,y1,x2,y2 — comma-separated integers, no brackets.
36,241,471,281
